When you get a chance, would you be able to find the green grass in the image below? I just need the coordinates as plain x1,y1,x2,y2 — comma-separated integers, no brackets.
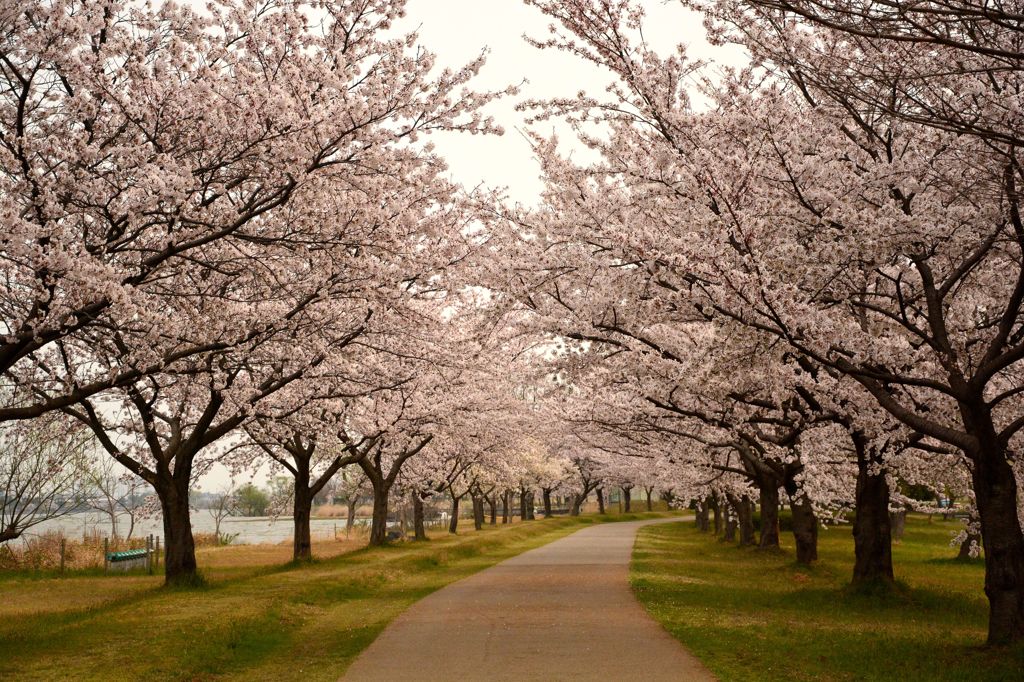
631,515,1024,682
0,511,673,681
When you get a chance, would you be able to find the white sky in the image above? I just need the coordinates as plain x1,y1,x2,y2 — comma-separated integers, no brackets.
187,0,743,489
402,0,745,203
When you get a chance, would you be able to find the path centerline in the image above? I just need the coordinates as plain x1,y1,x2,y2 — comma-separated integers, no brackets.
341,518,714,681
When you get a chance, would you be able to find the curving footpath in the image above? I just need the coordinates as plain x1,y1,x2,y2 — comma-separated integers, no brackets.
341,518,714,681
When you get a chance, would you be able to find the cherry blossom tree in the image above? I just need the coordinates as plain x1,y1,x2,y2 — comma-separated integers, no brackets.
695,0,1024,642
245,423,371,560
0,0,510,584
515,0,1024,644
0,0,509,424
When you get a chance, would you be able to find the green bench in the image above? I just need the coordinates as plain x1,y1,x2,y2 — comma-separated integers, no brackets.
102,540,156,569
107,549,148,562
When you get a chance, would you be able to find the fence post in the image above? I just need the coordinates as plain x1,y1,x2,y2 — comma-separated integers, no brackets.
103,537,109,573
59,538,66,575
155,536,160,571
147,535,153,575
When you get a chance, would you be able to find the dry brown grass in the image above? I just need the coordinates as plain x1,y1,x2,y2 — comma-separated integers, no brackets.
0,523,372,574
196,537,367,569
311,504,352,518
195,519,539,571
0,529,151,571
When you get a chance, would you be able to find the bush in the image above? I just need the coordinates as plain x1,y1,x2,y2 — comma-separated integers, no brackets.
233,484,270,517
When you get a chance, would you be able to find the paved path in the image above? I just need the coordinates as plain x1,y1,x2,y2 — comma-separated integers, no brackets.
342,518,714,681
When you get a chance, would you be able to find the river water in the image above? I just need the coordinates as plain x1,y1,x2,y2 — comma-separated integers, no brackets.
30,510,362,545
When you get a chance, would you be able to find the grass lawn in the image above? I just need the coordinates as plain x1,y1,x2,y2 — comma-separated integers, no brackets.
631,515,1024,681
0,511,672,681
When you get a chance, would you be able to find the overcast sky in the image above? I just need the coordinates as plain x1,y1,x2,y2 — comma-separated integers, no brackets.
402,0,745,203
191,0,744,489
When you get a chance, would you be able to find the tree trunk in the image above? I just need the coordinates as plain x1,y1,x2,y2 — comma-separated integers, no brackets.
105,507,118,542
851,436,895,586
525,490,536,520
449,496,460,534
695,499,710,532
570,494,583,516
970,439,1024,644
758,484,780,549
519,488,528,520
293,480,313,561
502,490,510,524
724,504,737,542
412,492,426,541
488,495,497,525
711,495,722,536
597,487,605,514
472,495,485,531
368,486,390,546
741,491,757,544
159,478,198,584
542,488,553,518
645,486,654,511
344,493,356,532
1,528,26,543
790,494,818,564
623,486,632,512
889,509,907,544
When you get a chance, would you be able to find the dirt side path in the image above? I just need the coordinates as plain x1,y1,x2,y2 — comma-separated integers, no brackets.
341,518,714,681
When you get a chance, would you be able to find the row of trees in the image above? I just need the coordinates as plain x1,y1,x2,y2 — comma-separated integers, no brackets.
484,0,1024,646
0,0,534,579
0,0,630,587
4,0,1023,650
